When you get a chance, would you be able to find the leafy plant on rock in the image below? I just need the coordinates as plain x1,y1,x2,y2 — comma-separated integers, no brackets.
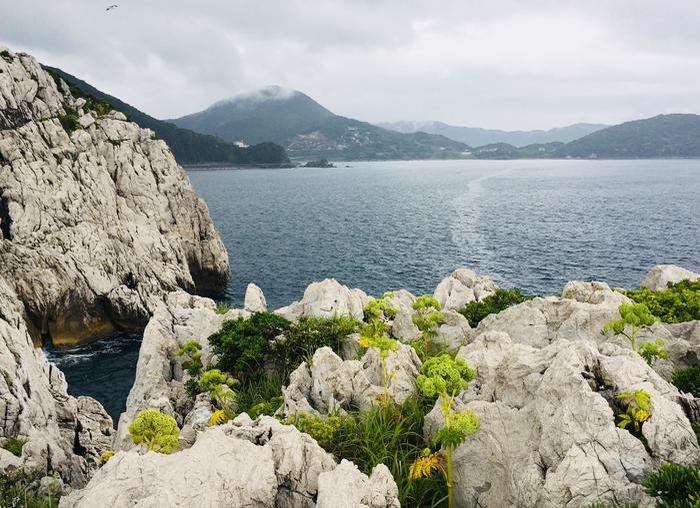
2,437,27,457
412,354,479,508
199,369,238,426
616,390,652,433
626,279,700,324
458,288,530,328
128,408,180,454
641,462,700,507
412,295,444,358
603,303,668,366
671,365,700,397
98,450,114,466
360,294,400,403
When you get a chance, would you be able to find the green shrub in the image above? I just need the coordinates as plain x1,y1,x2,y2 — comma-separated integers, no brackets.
58,104,81,133
272,316,360,373
641,463,700,507
208,312,291,378
626,280,700,324
458,288,530,328
2,437,27,457
0,470,59,508
671,365,700,397
128,409,180,454
83,96,111,116
235,371,286,418
603,303,668,366
289,398,447,507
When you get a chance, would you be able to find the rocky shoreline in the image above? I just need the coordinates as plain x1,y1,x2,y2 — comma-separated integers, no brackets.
1,46,699,507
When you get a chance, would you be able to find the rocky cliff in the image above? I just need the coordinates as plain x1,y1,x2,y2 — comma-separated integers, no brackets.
0,46,229,345
0,46,230,492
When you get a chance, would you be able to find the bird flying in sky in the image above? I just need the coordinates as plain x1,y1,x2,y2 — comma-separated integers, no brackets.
106,4,118,11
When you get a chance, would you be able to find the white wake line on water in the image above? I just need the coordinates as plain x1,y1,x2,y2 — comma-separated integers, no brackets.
451,168,513,268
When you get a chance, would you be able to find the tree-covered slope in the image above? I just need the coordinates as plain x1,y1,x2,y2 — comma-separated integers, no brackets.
43,67,289,165
556,114,700,158
171,87,471,160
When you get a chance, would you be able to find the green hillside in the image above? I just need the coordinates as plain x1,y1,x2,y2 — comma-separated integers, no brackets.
43,67,289,165
171,87,471,160
557,114,700,158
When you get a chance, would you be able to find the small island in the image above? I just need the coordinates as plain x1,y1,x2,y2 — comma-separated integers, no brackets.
301,158,335,168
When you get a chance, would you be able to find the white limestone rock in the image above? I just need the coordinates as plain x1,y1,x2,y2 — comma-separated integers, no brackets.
0,47,229,345
275,279,370,322
317,460,400,508
425,331,699,508
63,416,400,508
642,264,699,291
475,281,631,349
283,344,421,415
0,277,113,486
433,268,497,310
245,282,268,313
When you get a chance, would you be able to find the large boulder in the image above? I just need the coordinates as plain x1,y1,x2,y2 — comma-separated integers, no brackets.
0,47,229,345
0,277,113,486
433,268,497,311
642,264,699,291
474,281,630,349
426,331,699,508
275,279,371,322
283,344,421,415
62,416,400,508
245,282,268,313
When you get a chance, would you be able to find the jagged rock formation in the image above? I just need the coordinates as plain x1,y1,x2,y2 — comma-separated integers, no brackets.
433,268,497,310
0,277,113,487
276,279,370,322
62,416,400,508
0,46,229,345
282,344,421,415
425,331,699,507
642,264,699,291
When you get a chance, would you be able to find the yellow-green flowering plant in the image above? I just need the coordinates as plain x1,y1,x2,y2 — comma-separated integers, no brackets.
128,409,180,454
411,354,479,508
411,295,444,358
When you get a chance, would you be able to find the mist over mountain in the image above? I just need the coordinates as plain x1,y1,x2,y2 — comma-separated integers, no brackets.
171,88,471,160
377,120,608,147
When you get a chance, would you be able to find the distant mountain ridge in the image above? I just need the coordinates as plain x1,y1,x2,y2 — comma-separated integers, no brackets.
171,87,471,160
377,120,608,147
44,68,289,165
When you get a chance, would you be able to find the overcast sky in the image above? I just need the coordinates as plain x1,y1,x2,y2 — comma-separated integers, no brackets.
2,0,700,130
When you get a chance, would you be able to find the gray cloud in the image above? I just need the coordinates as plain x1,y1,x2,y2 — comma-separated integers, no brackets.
1,0,699,129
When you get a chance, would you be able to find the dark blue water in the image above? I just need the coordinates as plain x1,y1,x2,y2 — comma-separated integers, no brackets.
44,332,141,421
50,159,700,420
189,160,700,309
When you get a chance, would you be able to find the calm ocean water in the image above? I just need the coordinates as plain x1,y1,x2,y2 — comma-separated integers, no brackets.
189,159,700,309
50,159,700,419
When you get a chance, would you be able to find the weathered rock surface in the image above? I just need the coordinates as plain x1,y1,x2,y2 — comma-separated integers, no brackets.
433,268,497,310
0,47,229,345
283,344,421,415
276,279,370,322
424,331,699,508
317,460,400,508
114,290,235,449
474,281,630,349
63,416,400,508
0,277,113,486
245,282,268,313
642,264,699,291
